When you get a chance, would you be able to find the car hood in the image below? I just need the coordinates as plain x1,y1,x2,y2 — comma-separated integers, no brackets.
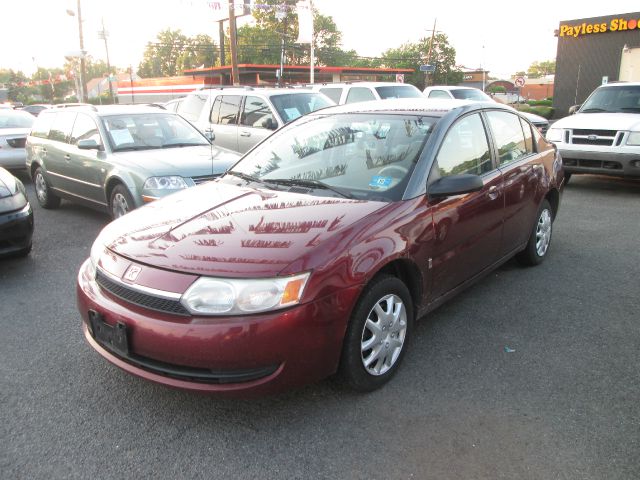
99,181,386,277
0,168,17,198
113,145,240,176
520,111,548,124
552,112,640,131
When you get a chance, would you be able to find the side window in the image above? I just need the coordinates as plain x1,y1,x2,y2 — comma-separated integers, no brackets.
486,111,529,165
70,113,101,146
209,96,222,124
428,90,451,99
178,93,207,122
319,87,343,103
31,112,55,139
519,117,534,153
436,113,492,177
48,111,77,143
240,96,275,129
345,87,376,104
218,95,241,125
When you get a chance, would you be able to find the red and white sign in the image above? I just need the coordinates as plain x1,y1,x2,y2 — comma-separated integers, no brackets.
396,74,405,83
514,76,526,87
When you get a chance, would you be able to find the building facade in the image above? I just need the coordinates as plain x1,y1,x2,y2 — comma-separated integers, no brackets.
553,11,640,117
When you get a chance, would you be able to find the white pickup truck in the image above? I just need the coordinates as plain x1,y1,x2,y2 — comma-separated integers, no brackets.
546,82,640,182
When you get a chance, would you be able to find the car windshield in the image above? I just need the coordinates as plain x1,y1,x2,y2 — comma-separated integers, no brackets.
269,93,333,123
375,86,423,99
0,111,35,128
580,85,640,113
102,112,209,152
229,113,435,202
451,89,491,101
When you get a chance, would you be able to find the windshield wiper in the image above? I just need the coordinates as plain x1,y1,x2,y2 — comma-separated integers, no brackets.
114,145,159,152
580,108,608,113
162,142,206,148
225,171,264,184
265,178,354,199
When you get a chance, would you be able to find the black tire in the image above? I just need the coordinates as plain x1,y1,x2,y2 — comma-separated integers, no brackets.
516,199,553,266
339,275,413,392
33,167,61,209
109,184,135,219
16,244,32,257
564,172,572,185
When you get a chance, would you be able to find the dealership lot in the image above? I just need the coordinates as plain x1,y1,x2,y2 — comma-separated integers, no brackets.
2,173,639,479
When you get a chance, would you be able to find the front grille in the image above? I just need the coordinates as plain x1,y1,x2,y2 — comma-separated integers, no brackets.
565,159,622,170
96,269,190,316
570,129,618,146
191,174,220,185
6,137,26,148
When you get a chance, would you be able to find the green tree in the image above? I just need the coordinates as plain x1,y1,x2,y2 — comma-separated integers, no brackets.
526,60,555,78
138,29,217,77
381,33,462,90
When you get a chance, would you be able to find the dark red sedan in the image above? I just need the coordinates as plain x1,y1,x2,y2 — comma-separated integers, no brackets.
77,99,564,395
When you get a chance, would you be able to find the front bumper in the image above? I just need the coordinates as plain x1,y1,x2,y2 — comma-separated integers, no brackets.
77,259,361,396
0,203,33,255
0,150,27,170
558,148,640,178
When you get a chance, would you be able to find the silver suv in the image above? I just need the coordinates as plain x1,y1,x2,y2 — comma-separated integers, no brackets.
177,87,333,154
307,82,423,105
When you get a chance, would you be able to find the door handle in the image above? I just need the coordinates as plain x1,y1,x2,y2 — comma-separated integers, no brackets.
239,130,251,137
64,154,71,161
487,185,500,200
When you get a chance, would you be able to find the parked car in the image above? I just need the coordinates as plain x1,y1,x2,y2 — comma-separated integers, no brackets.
308,81,423,104
423,86,550,134
546,82,640,182
163,98,184,113
177,86,334,154
26,105,240,219
0,167,33,257
77,98,564,395
0,110,35,170
20,104,53,116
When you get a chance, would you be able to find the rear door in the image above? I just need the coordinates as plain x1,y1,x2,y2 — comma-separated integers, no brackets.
428,112,504,299
43,111,77,193
209,95,241,152
485,110,541,256
237,95,277,153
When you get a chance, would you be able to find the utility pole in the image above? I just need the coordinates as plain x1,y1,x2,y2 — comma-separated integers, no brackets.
228,0,239,85
425,18,437,88
76,0,87,102
219,21,226,66
98,17,115,104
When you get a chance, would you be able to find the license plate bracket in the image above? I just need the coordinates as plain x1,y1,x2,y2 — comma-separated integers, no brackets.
88,310,129,357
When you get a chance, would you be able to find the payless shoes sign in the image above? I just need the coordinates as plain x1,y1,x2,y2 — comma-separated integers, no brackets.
558,16,639,38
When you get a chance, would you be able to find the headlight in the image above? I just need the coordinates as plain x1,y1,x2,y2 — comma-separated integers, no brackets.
143,176,188,190
180,272,310,315
87,239,105,279
627,132,640,146
545,128,562,142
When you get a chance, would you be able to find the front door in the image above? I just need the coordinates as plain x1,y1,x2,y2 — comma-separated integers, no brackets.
428,112,504,299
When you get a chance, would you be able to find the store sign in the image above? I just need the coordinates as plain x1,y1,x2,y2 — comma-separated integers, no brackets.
559,16,638,38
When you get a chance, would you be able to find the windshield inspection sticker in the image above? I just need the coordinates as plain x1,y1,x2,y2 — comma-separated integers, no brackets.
369,176,393,189
110,129,134,146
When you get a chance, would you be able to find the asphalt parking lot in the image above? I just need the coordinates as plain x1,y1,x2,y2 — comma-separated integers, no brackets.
2,173,639,480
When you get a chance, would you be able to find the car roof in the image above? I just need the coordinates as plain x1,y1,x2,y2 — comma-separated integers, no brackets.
310,98,495,117
197,86,324,96
42,105,180,116
311,82,418,88
597,81,640,88
425,85,475,91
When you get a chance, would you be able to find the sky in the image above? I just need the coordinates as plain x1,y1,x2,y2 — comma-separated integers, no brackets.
1,1,639,79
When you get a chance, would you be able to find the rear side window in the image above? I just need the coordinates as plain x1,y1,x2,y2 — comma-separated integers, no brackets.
436,113,492,177
218,95,241,125
70,113,101,146
375,85,422,99
240,96,275,129
319,87,343,103
178,93,207,122
31,112,55,138
345,87,376,104
519,117,534,154
486,111,531,165
48,111,77,143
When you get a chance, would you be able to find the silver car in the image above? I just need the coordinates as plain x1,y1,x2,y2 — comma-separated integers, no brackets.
26,105,240,219
0,110,35,170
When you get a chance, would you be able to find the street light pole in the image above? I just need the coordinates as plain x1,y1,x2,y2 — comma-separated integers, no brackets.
98,17,115,104
67,0,87,102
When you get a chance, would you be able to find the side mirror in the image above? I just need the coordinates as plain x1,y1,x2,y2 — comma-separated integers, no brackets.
568,104,581,115
77,139,101,150
204,129,215,142
428,174,484,198
262,118,277,130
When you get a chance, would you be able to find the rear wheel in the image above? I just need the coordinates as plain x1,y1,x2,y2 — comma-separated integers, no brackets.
109,184,135,219
33,167,61,209
339,275,413,391
516,199,553,266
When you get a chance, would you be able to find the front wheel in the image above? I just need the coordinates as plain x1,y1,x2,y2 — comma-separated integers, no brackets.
109,184,135,220
339,275,413,392
516,199,553,266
